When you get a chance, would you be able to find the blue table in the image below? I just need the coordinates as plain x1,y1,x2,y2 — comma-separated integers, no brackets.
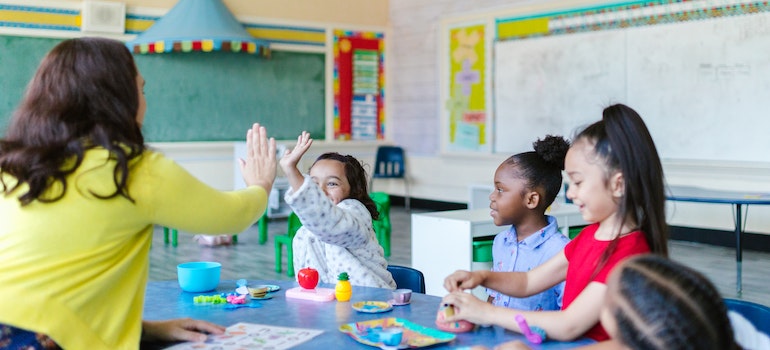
667,185,770,294
143,280,593,349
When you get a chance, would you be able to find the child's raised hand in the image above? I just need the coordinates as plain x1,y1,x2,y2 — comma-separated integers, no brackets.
279,131,313,174
444,270,484,292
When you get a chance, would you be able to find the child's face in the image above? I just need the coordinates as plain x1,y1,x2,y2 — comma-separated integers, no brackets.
564,140,623,225
309,159,351,205
489,163,534,226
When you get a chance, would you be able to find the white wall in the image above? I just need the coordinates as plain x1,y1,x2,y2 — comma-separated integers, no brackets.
150,1,770,237
386,0,770,235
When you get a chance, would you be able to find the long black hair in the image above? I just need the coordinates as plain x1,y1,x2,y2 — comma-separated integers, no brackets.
574,104,668,257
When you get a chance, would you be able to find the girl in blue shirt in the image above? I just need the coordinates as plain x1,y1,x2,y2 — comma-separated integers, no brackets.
486,135,571,311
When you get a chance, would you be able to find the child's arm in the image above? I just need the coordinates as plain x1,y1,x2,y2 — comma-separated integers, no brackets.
279,131,313,192
570,340,625,350
445,251,568,297
442,281,606,341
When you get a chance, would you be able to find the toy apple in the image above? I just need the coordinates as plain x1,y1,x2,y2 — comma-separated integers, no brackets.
297,267,319,289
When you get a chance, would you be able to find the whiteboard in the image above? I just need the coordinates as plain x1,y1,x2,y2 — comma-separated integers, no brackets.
494,12,770,164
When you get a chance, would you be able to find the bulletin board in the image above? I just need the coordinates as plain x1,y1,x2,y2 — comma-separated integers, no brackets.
333,30,385,141
493,0,770,164
442,21,492,153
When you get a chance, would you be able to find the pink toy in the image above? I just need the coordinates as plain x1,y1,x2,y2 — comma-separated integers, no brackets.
226,294,247,304
515,314,544,344
435,303,475,333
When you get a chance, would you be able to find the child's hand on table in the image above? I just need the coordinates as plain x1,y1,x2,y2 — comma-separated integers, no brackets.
441,291,495,325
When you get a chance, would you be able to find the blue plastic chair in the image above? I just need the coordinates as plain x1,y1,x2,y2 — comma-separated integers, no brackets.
370,146,410,211
387,265,425,293
724,298,770,335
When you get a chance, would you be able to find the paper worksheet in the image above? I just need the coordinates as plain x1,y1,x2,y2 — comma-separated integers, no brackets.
163,322,324,349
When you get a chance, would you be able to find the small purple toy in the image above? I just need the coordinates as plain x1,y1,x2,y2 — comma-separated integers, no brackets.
515,314,545,344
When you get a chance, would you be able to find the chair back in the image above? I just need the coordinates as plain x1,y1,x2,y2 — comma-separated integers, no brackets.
288,212,303,238
370,192,391,222
724,298,770,334
387,265,426,293
373,146,406,178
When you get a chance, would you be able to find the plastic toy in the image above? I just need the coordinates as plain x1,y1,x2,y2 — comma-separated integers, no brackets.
297,267,320,289
515,314,545,344
335,272,352,301
435,303,475,333
286,266,335,302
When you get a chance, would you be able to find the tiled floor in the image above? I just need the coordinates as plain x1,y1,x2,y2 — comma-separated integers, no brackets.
150,205,770,306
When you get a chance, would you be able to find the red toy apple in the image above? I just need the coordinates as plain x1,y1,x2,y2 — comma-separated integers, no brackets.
297,267,319,289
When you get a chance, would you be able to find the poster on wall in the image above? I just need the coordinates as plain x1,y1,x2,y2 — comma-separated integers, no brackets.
333,30,385,140
444,22,490,153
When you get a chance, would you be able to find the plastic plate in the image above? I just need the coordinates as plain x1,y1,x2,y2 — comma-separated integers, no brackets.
352,301,393,313
339,317,456,349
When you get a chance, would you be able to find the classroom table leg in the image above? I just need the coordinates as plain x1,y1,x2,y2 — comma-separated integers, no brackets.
734,204,743,295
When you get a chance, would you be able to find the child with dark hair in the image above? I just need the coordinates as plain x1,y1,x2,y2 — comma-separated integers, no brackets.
280,131,395,288
598,254,739,350
442,104,669,342
0,37,276,348
475,255,742,350
486,135,571,311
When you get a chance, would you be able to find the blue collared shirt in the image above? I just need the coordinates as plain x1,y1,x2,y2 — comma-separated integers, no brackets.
486,215,570,311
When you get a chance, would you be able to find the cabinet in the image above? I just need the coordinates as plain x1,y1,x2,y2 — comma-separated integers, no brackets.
411,204,586,297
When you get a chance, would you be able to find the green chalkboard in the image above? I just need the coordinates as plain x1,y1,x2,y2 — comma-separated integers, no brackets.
0,36,58,130
0,36,325,141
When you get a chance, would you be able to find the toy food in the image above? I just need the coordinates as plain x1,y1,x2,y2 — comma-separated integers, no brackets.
335,272,352,301
297,267,319,289
435,303,475,333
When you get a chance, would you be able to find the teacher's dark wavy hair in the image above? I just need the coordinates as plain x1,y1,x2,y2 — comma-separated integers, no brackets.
0,37,144,206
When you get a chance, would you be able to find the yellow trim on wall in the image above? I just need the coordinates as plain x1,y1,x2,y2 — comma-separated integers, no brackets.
246,27,325,44
0,9,79,27
497,17,549,39
125,18,154,32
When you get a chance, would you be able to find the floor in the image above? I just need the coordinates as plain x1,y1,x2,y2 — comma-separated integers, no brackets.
149,205,770,307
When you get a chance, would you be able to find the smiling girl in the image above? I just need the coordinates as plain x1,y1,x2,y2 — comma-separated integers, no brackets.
280,131,395,288
441,104,668,342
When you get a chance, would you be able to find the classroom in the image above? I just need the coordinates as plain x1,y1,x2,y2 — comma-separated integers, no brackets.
1,0,770,348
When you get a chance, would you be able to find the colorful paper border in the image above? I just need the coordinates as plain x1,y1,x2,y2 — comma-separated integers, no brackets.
333,29,385,140
496,0,770,41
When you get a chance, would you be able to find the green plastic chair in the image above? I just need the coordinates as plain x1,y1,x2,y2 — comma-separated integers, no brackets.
162,212,271,247
370,192,392,257
257,212,268,245
274,212,303,276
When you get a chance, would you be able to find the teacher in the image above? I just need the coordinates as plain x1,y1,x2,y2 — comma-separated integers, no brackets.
0,37,276,349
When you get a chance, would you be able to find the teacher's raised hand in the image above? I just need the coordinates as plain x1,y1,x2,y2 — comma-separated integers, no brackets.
239,123,277,193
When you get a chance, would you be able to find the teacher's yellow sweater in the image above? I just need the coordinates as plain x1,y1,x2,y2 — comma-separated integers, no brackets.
0,148,267,349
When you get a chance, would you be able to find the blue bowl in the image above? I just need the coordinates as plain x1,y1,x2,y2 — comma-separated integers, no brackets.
177,261,221,292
